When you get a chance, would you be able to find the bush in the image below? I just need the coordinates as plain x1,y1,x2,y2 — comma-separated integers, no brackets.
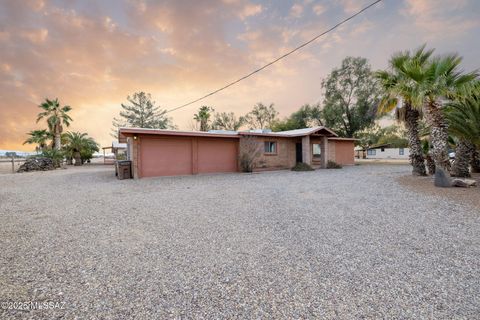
41,149,64,167
291,162,314,171
327,160,342,169
239,136,262,172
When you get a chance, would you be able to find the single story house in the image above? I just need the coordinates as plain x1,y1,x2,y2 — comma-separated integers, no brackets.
355,144,410,159
119,126,355,178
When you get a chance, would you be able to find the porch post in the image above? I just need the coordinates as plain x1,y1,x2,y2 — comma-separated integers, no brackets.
302,135,311,165
321,136,328,168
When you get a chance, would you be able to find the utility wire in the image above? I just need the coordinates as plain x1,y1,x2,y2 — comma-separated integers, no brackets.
165,0,383,114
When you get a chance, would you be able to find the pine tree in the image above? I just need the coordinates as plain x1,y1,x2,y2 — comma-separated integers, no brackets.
112,92,175,137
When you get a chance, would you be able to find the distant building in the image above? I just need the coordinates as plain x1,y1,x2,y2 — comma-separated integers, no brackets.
355,144,409,160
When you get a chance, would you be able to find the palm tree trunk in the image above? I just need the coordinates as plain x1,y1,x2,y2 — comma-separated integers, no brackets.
426,153,436,175
424,101,450,172
471,148,480,173
74,152,82,166
451,139,472,177
54,125,61,150
404,104,426,176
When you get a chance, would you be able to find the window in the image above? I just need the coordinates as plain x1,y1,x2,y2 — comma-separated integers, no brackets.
312,144,321,158
264,141,277,154
381,147,385,152
367,149,376,156
399,148,404,155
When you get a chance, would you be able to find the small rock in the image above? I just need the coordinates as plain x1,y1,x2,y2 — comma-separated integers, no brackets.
451,178,477,188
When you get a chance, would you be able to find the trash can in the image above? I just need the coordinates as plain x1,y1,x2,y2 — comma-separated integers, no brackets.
117,160,132,179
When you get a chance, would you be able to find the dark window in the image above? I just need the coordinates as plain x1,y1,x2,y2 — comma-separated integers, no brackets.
399,148,404,155
264,141,277,154
381,147,385,152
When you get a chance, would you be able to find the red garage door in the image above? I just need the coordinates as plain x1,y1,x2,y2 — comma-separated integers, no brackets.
140,137,192,177
197,138,238,174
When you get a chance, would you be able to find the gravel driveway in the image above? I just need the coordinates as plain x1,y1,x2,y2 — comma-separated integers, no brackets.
1,164,479,319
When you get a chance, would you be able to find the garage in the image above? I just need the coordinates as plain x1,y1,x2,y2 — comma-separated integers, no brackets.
140,137,193,177
119,128,241,178
197,138,238,174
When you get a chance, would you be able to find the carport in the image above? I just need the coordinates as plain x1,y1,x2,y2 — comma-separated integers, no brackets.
119,128,240,178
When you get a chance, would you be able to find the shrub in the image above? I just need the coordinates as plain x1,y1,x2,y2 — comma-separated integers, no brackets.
41,149,64,167
239,136,262,172
327,160,342,169
291,162,314,171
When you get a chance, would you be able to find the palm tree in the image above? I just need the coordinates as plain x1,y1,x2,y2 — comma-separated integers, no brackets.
446,91,480,177
36,98,72,150
193,106,214,131
23,129,53,152
376,46,434,176
419,55,477,172
63,132,99,166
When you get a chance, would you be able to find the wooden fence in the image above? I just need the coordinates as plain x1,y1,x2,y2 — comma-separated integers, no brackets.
0,156,27,173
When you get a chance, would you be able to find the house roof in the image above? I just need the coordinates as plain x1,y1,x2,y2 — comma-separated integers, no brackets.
112,141,127,149
119,127,240,139
118,126,340,140
238,126,338,138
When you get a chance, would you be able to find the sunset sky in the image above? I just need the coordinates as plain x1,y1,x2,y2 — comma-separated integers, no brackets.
1,0,479,151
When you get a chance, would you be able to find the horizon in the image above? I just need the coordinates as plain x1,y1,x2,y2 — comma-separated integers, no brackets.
1,0,479,151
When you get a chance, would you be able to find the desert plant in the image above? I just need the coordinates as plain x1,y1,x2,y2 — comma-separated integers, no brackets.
327,160,342,169
41,148,64,167
239,136,261,172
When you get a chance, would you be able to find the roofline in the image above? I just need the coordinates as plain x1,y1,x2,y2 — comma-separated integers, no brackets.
119,127,240,139
239,126,338,138
328,137,358,141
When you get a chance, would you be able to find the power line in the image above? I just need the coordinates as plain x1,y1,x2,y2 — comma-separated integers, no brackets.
166,0,383,114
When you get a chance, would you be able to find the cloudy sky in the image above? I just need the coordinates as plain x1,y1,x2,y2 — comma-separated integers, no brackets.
1,0,479,151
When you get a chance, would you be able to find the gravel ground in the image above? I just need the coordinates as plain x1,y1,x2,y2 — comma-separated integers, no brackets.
1,164,479,319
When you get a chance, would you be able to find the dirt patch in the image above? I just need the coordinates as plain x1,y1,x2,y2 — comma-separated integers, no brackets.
397,173,480,210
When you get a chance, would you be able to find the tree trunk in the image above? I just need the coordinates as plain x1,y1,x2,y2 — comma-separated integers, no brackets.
426,153,436,175
74,152,82,166
424,101,450,172
404,104,426,176
451,139,472,177
471,148,480,173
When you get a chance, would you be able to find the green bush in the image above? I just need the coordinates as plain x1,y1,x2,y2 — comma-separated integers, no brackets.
291,162,314,171
327,160,342,169
41,149,64,167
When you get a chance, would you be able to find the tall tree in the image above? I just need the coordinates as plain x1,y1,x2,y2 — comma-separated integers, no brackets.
212,112,245,131
419,54,477,172
112,92,174,136
272,104,323,131
376,46,434,176
245,103,278,130
321,57,380,137
194,106,215,131
36,98,72,150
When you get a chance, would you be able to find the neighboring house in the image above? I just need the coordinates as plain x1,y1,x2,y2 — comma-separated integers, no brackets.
357,143,410,159
119,126,356,178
